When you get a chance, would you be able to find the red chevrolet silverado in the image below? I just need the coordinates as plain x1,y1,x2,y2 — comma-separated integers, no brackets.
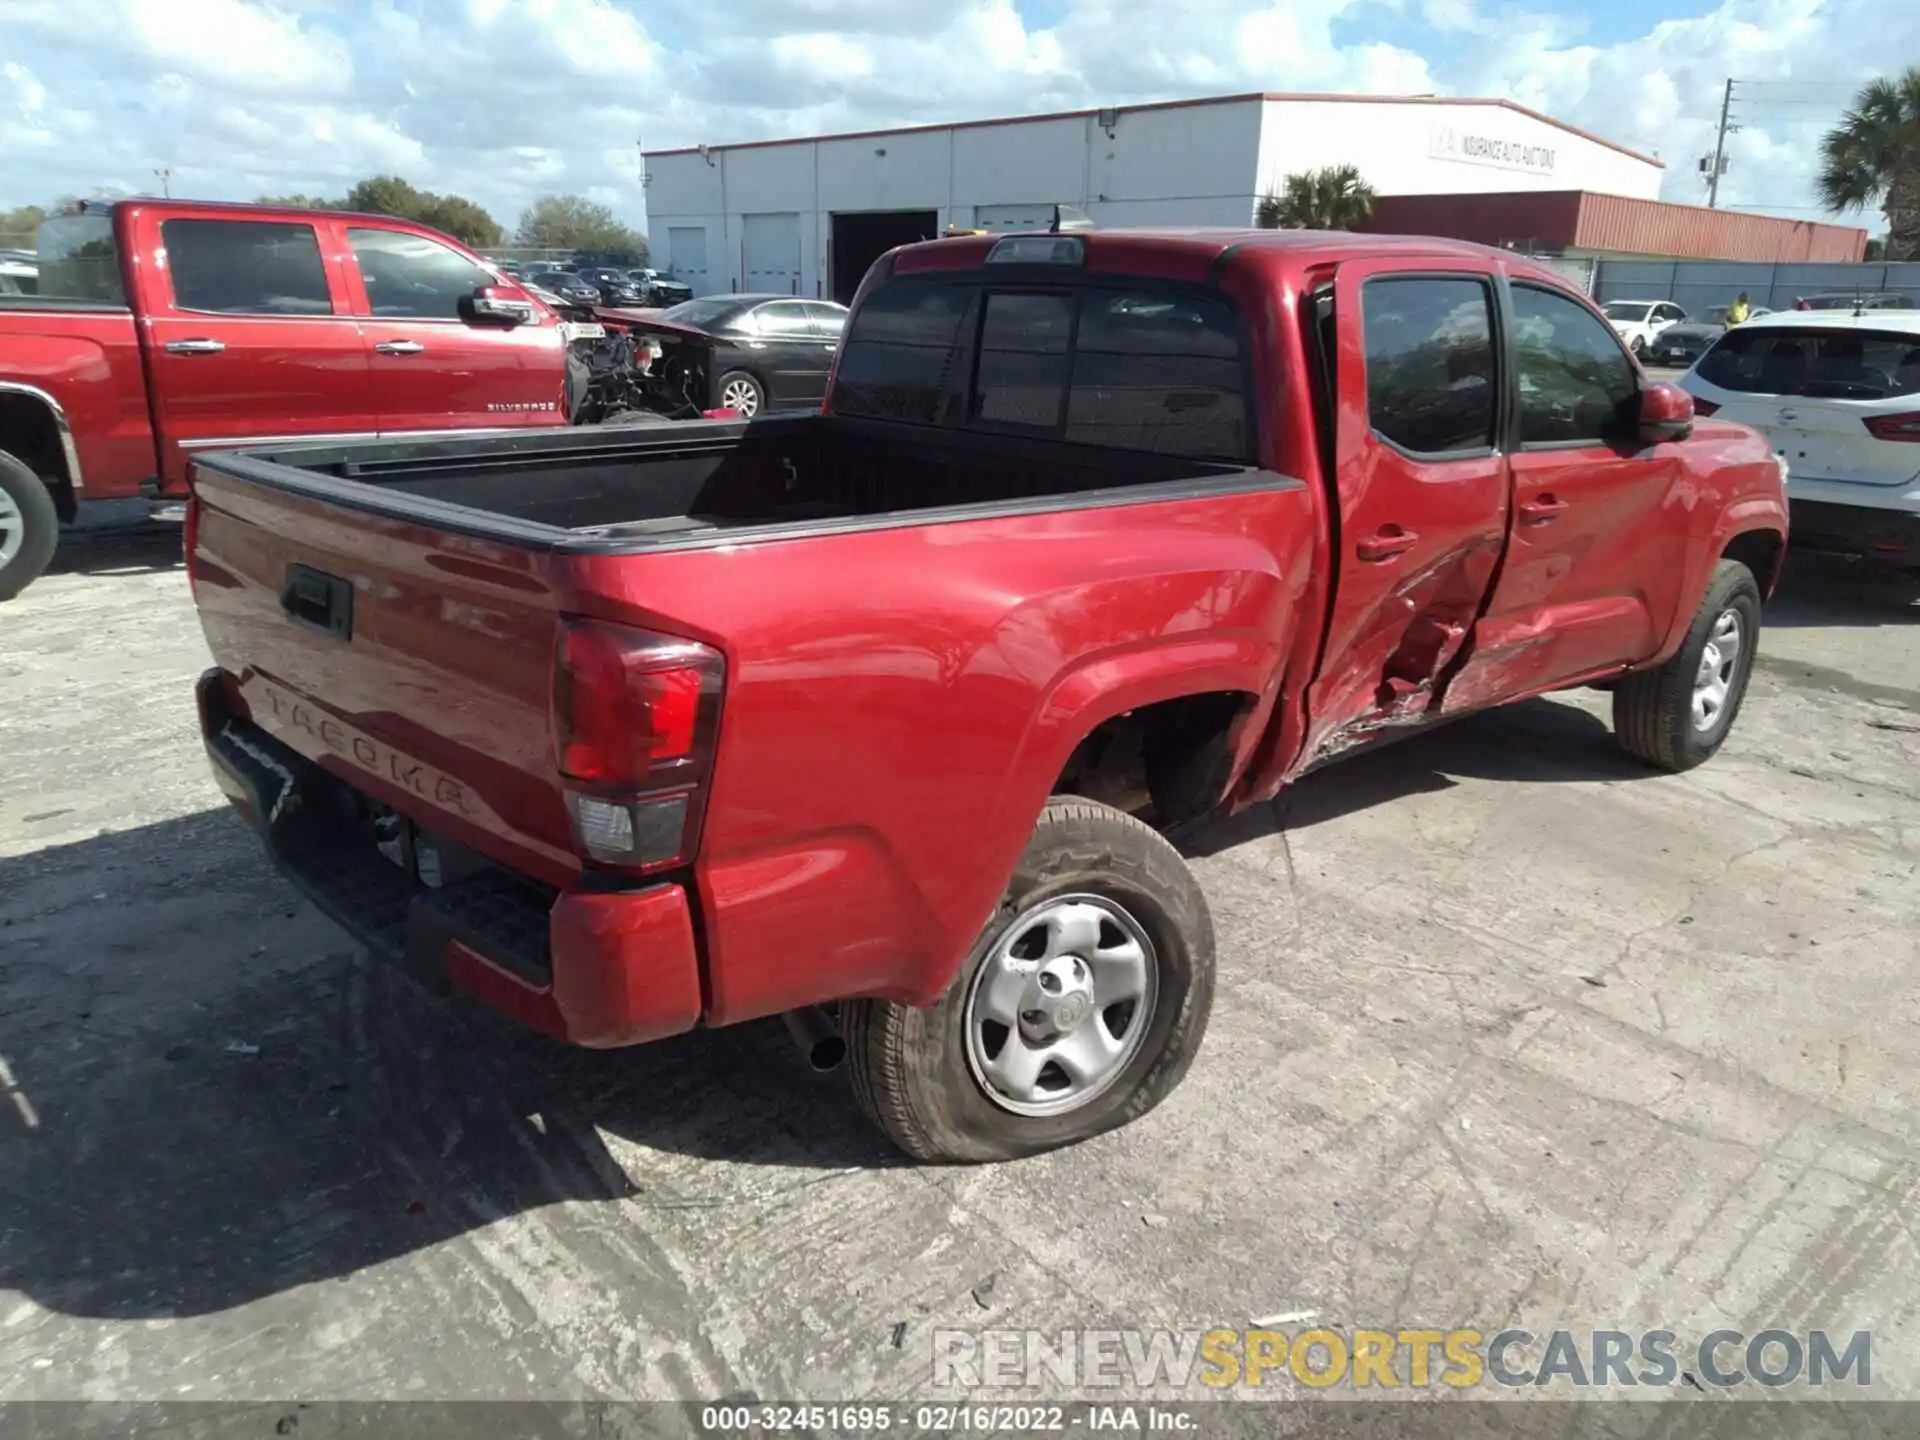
185,221,1788,1162
0,199,723,600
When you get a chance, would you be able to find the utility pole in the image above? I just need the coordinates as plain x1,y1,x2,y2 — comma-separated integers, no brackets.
1707,80,1734,208
153,167,172,198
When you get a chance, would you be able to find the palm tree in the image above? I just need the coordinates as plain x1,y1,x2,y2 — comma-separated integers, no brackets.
1817,68,1920,262
1255,165,1378,231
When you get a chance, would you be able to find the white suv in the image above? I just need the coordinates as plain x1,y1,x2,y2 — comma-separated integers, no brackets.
1679,309,1920,568
1602,299,1687,356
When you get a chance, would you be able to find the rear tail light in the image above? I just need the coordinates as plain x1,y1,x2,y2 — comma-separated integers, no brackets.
1692,398,1720,417
1864,412,1920,442
552,618,724,873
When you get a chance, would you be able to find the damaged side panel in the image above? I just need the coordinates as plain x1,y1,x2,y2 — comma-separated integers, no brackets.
1293,257,1512,773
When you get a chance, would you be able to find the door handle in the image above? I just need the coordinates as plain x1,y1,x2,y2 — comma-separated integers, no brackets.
1519,495,1569,523
164,338,225,355
374,339,426,355
1355,525,1418,562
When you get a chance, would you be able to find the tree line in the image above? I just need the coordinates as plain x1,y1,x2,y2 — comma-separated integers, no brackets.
253,176,647,258
1,179,647,260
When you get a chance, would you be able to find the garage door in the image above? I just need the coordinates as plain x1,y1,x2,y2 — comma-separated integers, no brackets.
667,226,708,295
742,212,801,295
974,204,1056,232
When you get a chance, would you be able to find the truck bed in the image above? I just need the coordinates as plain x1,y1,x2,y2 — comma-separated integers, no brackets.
202,413,1266,549
188,415,1314,1037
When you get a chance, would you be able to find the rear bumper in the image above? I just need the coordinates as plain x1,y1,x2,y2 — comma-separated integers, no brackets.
1788,498,1920,566
197,671,704,1047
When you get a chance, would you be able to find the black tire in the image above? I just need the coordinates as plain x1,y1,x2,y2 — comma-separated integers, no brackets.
598,409,675,427
1630,335,1647,356
714,370,764,418
1613,558,1762,771
844,796,1215,1163
0,451,59,603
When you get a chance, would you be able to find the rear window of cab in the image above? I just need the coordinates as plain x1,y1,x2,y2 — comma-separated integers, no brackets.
831,278,1252,463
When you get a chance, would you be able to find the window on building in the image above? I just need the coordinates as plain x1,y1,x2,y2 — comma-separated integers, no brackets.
1511,284,1640,445
1361,276,1497,455
348,227,493,320
163,219,333,315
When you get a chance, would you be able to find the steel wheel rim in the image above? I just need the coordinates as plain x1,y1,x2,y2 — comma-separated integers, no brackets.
1691,607,1743,732
721,378,759,415
0,488,22,567
963,892,1160,1118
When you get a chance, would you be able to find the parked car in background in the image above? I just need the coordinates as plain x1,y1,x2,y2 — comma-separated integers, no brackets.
1602,299,1688,355
0,250,36,296
1646,303,1774,369
579,267,649,305
1681,308,1920,569
525,269,601,306
0,199,732,599
622,294,850,415
628,268,694,307
1795,291,1916,311
186,222,1785,1161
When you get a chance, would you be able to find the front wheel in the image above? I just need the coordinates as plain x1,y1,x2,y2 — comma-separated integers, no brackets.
715,370,764,418
1630,335,1647,356
844,797,1216,1162
0,452,59,602
1613,559,1762,771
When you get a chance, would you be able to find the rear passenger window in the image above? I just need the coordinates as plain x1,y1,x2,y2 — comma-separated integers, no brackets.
163,219,334,316
1361,276,1496,455
973,292,1074,430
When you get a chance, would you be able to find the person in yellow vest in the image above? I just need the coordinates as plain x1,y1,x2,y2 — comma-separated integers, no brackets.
1725,292,1752,325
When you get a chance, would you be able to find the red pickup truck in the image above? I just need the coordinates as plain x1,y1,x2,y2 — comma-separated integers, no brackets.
0,199,721,600
186,222,1787,1162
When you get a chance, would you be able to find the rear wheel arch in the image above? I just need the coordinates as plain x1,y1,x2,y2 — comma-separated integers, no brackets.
1054,689,1261,830
0,388,78,522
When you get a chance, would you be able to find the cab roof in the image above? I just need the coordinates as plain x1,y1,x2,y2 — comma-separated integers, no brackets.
886,226,1574,289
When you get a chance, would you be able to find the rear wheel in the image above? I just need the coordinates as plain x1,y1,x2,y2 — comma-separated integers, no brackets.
0,452,59,602
1613,559,1762,771
844,797,1215,1162
716,370,764,418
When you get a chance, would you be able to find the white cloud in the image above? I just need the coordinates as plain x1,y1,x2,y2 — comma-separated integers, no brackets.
1,0,1911,236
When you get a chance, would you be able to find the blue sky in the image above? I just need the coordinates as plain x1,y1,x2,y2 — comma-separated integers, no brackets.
3,0,1909,237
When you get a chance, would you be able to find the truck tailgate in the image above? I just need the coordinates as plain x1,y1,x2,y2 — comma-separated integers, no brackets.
191,464,580,889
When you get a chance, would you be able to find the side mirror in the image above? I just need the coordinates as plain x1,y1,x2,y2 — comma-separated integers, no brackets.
462,284,535,326
1639,381,1694,443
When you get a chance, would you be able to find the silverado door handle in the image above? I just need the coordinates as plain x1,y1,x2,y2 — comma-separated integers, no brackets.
374,340,427,355
1355,526,1418,562
1519,495,1569,523
164,338,226,355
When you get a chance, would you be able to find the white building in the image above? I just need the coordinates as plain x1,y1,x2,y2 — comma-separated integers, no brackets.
642,91,1665,303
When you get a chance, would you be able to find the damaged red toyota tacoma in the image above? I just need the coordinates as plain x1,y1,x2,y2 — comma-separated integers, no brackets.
186,219,1787,1162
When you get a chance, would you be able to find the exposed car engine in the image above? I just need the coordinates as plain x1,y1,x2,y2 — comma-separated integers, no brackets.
565,329,712,425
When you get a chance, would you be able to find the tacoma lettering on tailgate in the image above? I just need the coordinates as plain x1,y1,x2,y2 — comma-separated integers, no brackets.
243,676,501,828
